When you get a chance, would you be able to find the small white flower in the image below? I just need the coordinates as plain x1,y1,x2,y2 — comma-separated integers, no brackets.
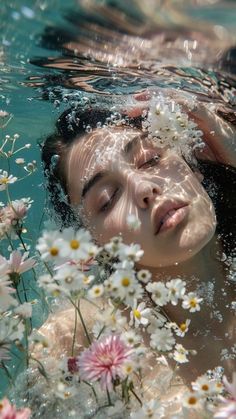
175,319,191,337
182,292,203,312
104,236,123,256
129,301,151,328
121,359,137,378
192,374,215,396
173,344,189,363
0,276,18,311
126,214,141,231
0,171,17,191
97,306,127,332
121,330,141,347
109,269,137,300
137,269,152,284
118,243,144,263
88,284,104,299
183,391,201,409
54,265,84,293
146,282,169,306
36,230,62,261
58,227,96,262
130,398,165,418
0,317,24,341
166,278,186,305
14,302,32,318
150,327,175,352
147,311,167,334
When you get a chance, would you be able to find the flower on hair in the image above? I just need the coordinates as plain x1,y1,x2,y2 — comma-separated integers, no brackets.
166,278,186,305
146,282,169,306
150,327,175,352
137,269,152,284
130,398,165,419
0,170,17,191
0,398,31,419
78,334,133,390
129,301,151,328
182,292,203,312
173,344,189,364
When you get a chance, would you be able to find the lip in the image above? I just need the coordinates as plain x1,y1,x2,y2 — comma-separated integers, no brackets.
152,200,189,235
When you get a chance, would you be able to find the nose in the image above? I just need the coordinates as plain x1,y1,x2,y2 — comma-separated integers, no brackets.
134,179,161,209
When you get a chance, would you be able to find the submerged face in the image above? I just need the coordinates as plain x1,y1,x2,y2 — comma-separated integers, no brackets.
65,127,216,268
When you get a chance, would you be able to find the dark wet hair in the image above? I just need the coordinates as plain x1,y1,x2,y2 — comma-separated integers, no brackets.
42,107,143,227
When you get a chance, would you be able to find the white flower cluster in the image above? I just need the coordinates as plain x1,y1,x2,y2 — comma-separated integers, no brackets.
142,94,204,161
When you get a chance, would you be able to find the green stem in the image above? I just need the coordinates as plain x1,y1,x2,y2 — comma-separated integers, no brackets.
71,305,78,356
69,298,91,345
130,388,143,406
106,388,113,406
83,381,98,404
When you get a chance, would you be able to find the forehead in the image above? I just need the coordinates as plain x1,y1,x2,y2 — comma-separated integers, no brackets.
66,127,143,184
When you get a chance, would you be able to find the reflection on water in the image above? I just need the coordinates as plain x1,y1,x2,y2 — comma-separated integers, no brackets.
0,0,236,417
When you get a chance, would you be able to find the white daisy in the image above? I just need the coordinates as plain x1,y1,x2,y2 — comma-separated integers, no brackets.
126,214,141,231
121,330,141,347
59,227,96,262
150,327,175,352
88,284,104,299
137,269,152,284
175,319,191,337
109,269,137,300
97,306,127,332
182,391,201,409
118,243,144,263
104,236,123,256
173,344,189,363
146,282,169,306
192,374,215,396
54,265,84,293
0,170,17,191
166,278,186,305
182,292,203,312
124,282,144,307
129,301,151,328
36,230,62,261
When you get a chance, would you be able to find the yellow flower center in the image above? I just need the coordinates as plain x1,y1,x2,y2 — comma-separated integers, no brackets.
133,309,141,319
180,323,187,332
125,365,133,374
190,299,197,308
202,384,209,391
65,276,73,284
94,288,101,295
121,277,130,287
50,247,59,256
70,239,80,250
188,396,197,405
0,177,8,184
64,392,71,398
83,276,89,284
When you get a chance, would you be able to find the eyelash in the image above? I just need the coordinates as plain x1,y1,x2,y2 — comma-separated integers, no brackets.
100,188,119,213
139,154,160,169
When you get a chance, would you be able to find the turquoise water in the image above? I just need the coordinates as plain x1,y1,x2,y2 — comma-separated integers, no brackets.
1,0,236,413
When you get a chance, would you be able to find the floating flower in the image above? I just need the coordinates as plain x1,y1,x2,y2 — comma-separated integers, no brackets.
182,292,203,312
36,230,63,261
78,334,133,390
166,278,186,305
137,269,152,284
58,227,96,262
0,171,17,191
126,214,141,231
130,398,165,418
1,250,36,277
183,391,201,409
150,327,175,352
117,243,144,264
54,265,84,293
129,301,151,328
108,269,137,300
0,276,18,312
121,330,141,347
175,319,191,337
173,344,189,364
14,302,32,319
146,282,169,306
88,284,104,299
0,398,31,419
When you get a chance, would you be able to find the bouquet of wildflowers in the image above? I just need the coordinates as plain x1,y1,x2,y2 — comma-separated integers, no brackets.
0,110,235,418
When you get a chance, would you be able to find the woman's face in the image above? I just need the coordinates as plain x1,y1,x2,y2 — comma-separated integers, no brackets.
65,127,216,267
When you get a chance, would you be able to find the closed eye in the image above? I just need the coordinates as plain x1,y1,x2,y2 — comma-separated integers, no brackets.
138,155,160,169
100,188,119,213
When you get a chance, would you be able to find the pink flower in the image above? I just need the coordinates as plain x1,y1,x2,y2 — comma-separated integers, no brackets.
67,357,79,374
214,373,236,418
0,398,31,419
78,335,133,390
0,251,36,275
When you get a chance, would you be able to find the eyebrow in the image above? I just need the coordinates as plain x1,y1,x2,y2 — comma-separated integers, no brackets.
81,133,148,199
